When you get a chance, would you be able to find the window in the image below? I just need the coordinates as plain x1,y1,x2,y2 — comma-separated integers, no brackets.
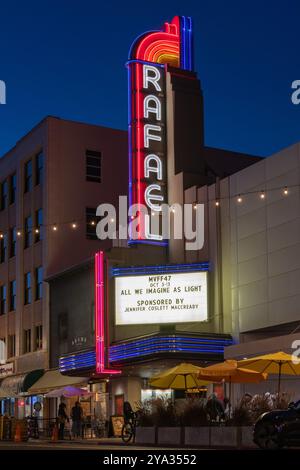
0,285,7,315
86,150,101,182
8,334,15,358
10,173,16,204
24,215,32,248
86,207,98,240
1,180,8,210
35,266,43,300
24,272,31,305
9,280,16,311
35,208,43,242
10,227,16,258
0,234,7,263
35,325,43,350
23,329,31,354
35,151,43,185
0,337,6,363
24,160,32,193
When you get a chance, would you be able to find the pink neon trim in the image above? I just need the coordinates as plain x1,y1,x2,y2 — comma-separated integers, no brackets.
95,251,121,375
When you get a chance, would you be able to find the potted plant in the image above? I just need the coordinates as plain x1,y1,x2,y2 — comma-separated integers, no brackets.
181,399,210,447
228,401,254,448
135,400,156,445
153,398,181,446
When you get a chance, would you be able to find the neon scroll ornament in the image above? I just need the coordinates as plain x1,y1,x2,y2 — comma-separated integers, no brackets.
95,251,121,375
127,16,193,244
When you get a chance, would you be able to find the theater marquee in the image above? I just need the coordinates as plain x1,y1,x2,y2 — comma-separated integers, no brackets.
115,271,207,325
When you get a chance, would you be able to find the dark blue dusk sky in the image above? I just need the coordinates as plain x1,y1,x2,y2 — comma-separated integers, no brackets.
0,0,299,158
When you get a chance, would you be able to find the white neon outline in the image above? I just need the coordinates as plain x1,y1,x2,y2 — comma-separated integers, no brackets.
145,184,164,212
143,64,162,91
144,154,163,180
144,124,162,148
144,95,162,120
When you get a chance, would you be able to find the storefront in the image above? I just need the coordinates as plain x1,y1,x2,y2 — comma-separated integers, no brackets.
0,369,44,418
56,255,233,419
28,369,90,420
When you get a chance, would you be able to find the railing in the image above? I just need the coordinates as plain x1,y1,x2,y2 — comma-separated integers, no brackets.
26,416,108,440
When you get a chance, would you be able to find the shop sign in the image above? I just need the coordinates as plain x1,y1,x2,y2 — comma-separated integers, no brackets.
71,336,87,347
0,363,14,378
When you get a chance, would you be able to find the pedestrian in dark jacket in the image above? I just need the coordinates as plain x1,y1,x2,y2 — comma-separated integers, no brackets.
71,401,83,438
58,402,69,439
205,394,225,422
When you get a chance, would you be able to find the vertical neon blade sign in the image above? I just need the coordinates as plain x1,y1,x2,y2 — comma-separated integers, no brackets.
95,251,121,375
127,16,193,245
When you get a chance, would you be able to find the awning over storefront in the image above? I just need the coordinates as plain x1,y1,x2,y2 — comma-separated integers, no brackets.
28,369,88,394
0,388,16,399
0,369,44,397
224,332,300,360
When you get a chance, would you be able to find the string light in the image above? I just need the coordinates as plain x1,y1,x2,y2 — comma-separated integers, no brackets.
0,184,294,239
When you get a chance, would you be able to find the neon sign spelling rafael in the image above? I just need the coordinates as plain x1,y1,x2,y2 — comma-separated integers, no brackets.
127,16,193,244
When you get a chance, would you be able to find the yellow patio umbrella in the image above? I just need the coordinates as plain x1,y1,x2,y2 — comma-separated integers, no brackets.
238,351,300,396
149,363,210,390
198,360,267,383
197,359,267,401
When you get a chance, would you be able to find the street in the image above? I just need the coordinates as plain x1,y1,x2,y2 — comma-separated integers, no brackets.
0,438,189,451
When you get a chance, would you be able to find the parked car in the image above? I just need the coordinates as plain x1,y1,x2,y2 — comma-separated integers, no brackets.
254,400,300,449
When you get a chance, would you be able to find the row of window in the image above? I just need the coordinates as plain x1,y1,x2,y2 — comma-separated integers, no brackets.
0,174,16,209
0,151,43,211
1,149,100,213
24,152,43,193
0,325,43,357
86,150,101,183
0,209,43,263
1,205,102,251
1,204,100,258
0,267,43,315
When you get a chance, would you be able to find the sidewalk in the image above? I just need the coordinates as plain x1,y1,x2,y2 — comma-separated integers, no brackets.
33,437,125,446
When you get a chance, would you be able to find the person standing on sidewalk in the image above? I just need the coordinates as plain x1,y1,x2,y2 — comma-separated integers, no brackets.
71,401,83,438
57,402,69,440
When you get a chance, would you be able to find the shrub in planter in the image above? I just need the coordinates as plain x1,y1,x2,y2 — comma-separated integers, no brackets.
135,400,154,427
152,397,179,427
249,394,273,422
180,399,208,427
229,402,253,427
276,392,291,410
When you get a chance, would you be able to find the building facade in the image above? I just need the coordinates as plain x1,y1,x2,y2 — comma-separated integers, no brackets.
52,16,262,420
0,117,127,416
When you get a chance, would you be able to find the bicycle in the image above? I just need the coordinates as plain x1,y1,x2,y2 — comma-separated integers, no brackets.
121,411,139,443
